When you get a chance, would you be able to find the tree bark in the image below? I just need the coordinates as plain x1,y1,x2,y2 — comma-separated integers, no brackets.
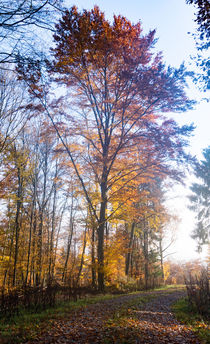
91,225,96,289
62,199,74,283
48,166,58,282
36,142,48,285
143,222,149,290
125,222,135,276
76,226,87,285
12,165,23,286
159,239,164,281
25,197,35,285
97,179,107,292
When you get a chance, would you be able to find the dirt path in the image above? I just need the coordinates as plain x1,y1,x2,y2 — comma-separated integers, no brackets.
26,289,200,344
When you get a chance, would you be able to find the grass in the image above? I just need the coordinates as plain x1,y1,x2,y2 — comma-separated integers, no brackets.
154,284,185,290
0,284,185,344
172,297,210,344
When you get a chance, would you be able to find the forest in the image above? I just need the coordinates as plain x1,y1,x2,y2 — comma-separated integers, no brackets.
0,1,209,343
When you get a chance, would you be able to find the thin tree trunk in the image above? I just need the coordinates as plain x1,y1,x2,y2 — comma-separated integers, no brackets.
36,211,44,285
62,199,74,283
25,182,36,285
30,208,37,286
49,172,57,282
125,222,135,276
76,226,87,285
51,197,68,278
3,200,14,289
130,251,133,277
36,144,48,285
97,200,106,291
91,225,96,289
12,166,23,286
144,223,149,290
159,239,164,281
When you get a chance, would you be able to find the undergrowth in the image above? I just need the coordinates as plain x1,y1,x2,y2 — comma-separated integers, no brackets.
172,297,210,344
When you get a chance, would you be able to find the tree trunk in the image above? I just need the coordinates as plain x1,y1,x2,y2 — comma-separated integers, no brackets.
97,180,107,292
36,144,48,285
12,166,22,286
91,225,96,289
97,218,105,291
125,222,135,276
62,200,74,283
36,211,43,285
30,209,37,286
144,224,149,290
159,239,164,281
51,196,68,278
76,226,87,285
49,176,57,282
3,200,14,289
25,176,37,285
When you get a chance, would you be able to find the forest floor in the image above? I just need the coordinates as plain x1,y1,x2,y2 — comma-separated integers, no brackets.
1,287,208,344
24,287,201,344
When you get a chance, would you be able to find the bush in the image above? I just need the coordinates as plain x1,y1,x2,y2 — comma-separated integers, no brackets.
185,267,210,317
0,284,95,318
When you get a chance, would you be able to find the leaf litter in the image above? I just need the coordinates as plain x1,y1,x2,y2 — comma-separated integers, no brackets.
25,289,201,344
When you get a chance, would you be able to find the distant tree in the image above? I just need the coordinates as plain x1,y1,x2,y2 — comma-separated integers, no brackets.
189,147,210,251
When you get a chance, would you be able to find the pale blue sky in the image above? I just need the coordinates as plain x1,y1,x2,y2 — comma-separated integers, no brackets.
65,0,209,261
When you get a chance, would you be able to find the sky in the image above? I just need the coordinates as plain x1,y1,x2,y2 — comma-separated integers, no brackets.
65,0,209,262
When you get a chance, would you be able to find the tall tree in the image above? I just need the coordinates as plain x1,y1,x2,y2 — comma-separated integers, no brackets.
19,6,194,291
189,147,210,251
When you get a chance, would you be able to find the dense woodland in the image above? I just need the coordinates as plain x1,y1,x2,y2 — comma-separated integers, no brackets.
0,2,208,297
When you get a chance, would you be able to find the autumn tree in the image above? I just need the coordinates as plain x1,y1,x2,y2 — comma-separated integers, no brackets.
155,214,178,282
124,181,168,289
0,128,34,287
188,147,210,252
0,115,77,289
18,6,195,291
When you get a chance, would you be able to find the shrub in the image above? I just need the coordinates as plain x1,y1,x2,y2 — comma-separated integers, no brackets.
185,267,209,317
